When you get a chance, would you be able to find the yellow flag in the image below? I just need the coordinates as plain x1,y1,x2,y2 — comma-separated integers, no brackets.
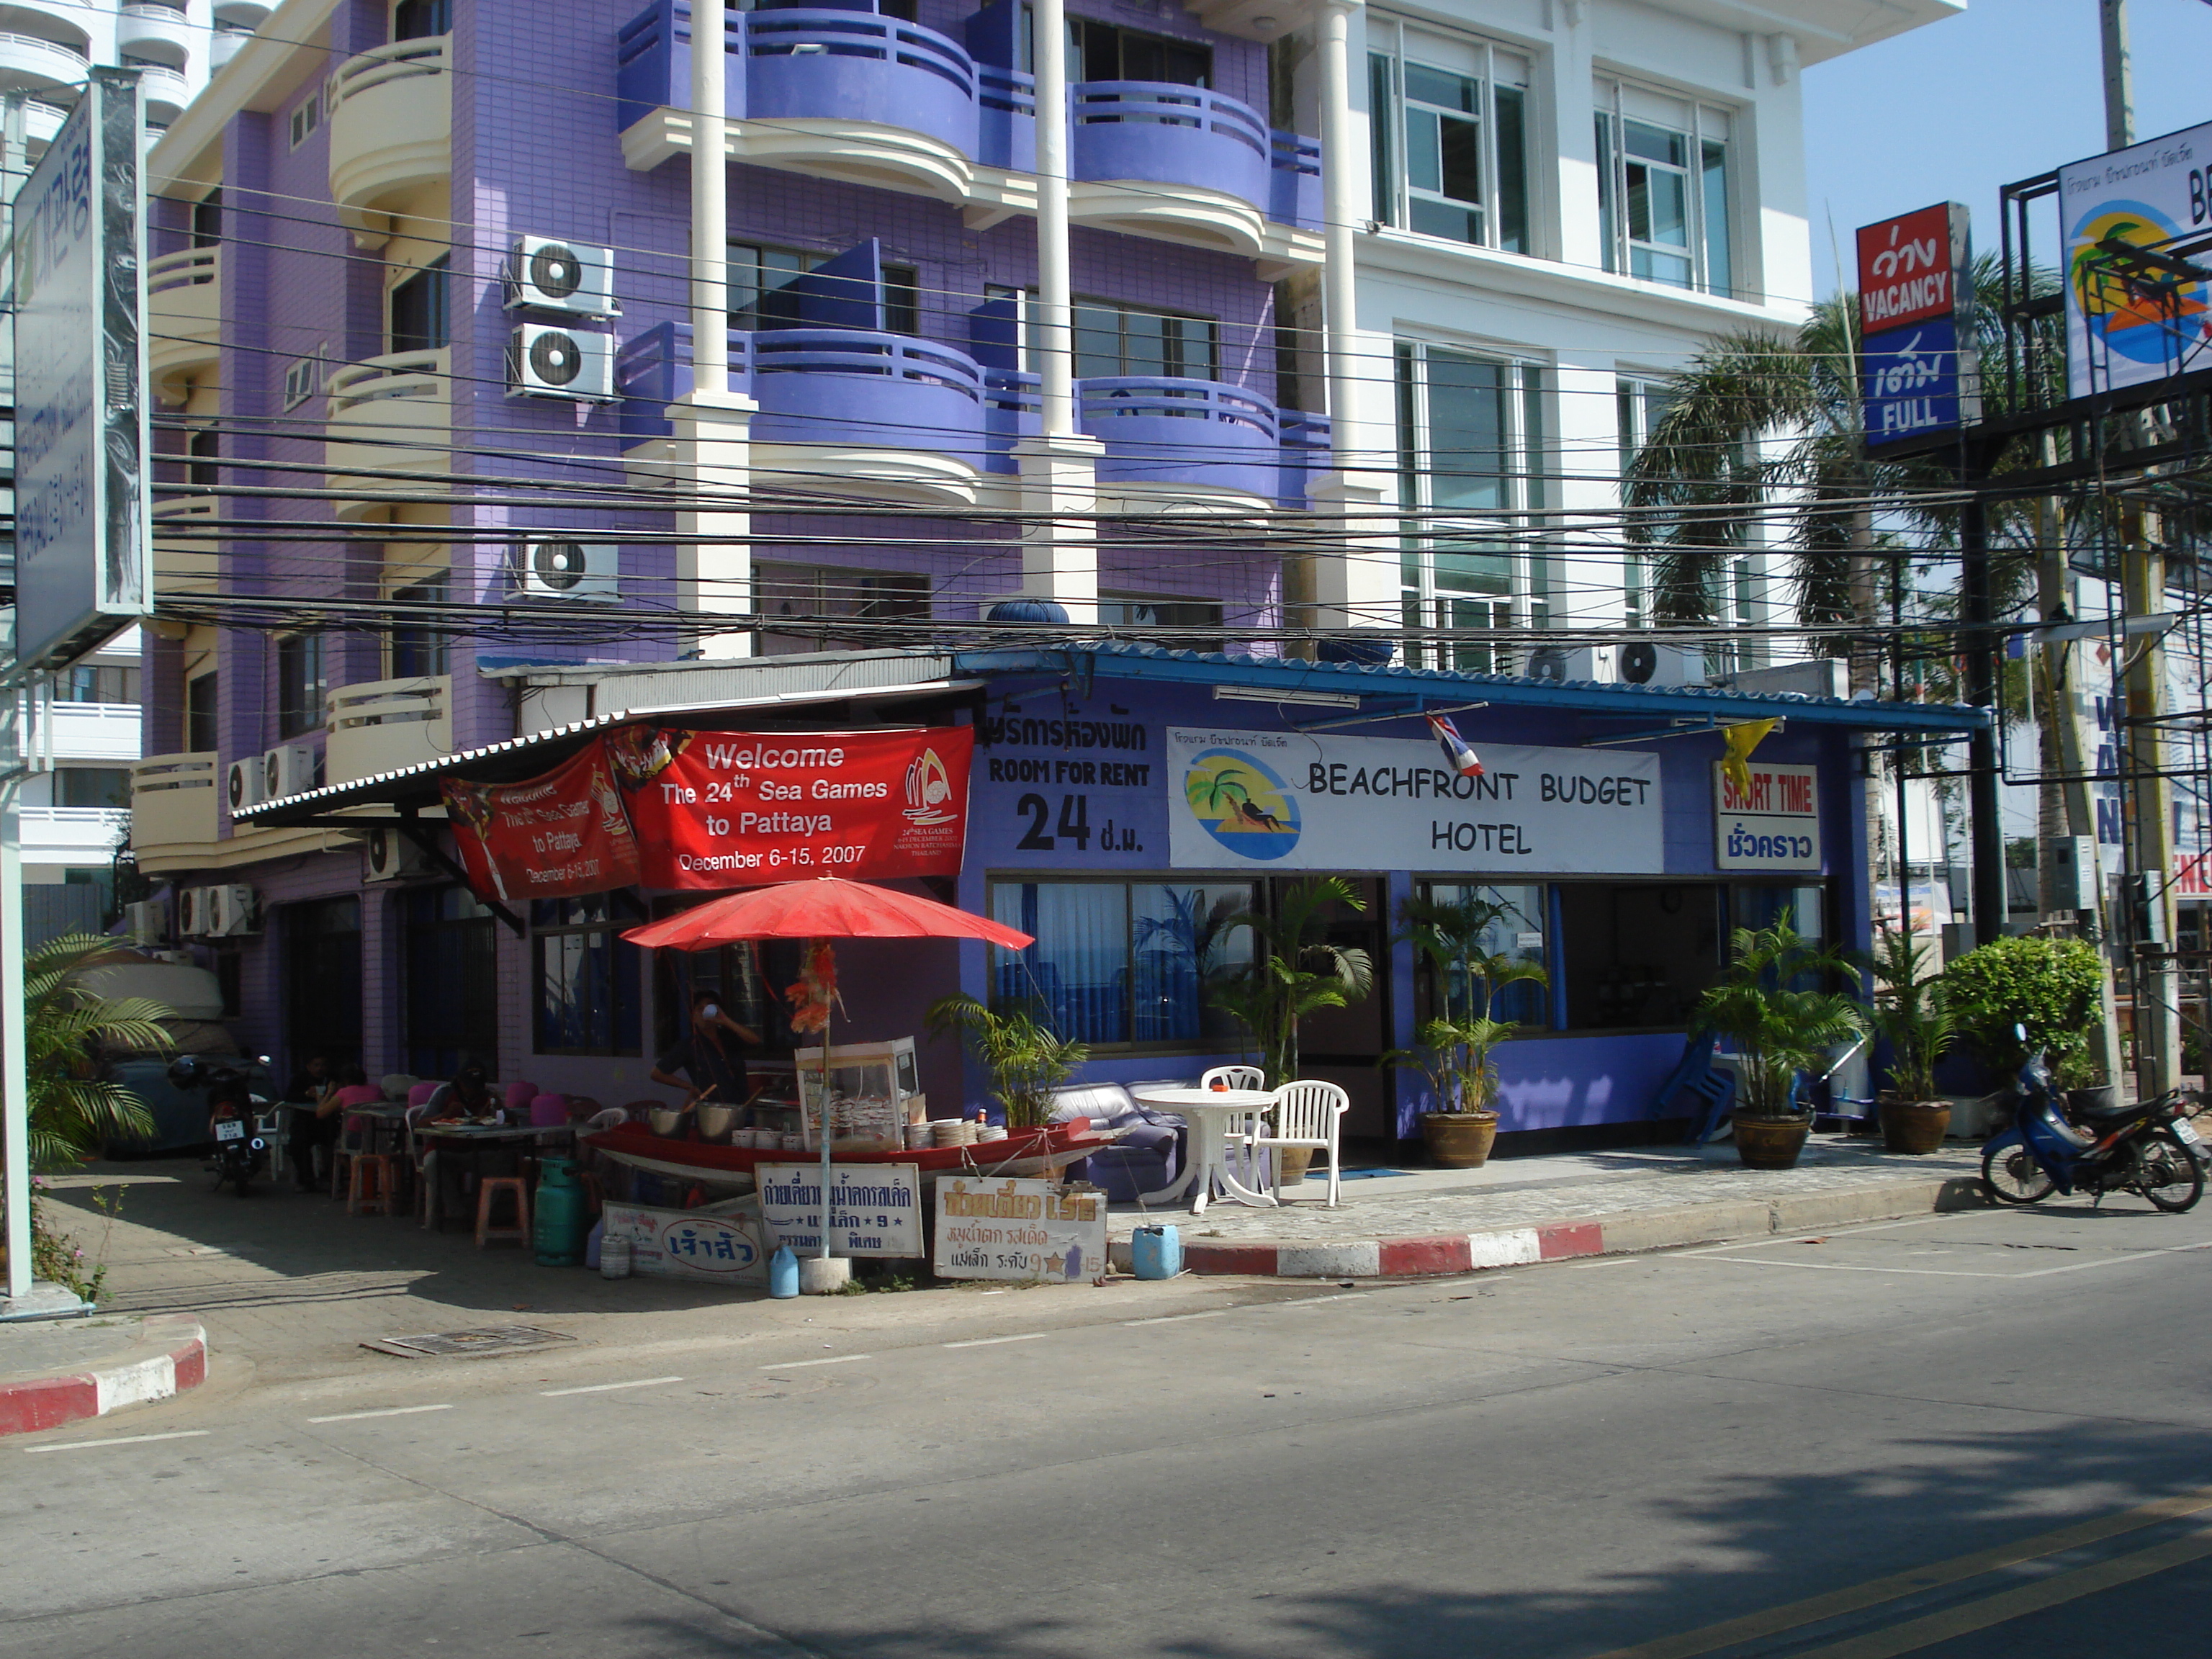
1720,719,1779,802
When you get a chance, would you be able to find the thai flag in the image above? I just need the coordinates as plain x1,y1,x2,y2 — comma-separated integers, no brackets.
1427,713,1483,778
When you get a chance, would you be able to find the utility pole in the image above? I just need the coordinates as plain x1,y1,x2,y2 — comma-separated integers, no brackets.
2098,0,2180,1094
1960,487,2006,946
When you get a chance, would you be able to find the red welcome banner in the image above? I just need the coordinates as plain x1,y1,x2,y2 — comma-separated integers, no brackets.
442,742,642,902
611,726,974,889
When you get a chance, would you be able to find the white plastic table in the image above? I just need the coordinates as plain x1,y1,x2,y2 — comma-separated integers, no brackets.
1128,1087,1278,1213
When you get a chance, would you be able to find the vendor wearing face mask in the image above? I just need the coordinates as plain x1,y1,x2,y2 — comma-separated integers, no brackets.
649,989,763,1114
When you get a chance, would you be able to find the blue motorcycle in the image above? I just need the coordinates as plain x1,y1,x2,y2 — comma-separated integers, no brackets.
1982,1030,2203,1213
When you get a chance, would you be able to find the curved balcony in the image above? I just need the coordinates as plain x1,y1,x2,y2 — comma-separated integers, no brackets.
984,372,1290,505
0,31,89,99
209,27,246,71
148,246,222,405
616,321,991,505
117,4,194,70
22,95,66,156
323,349,451,520
138,61,190,125
212,0,272,24
325,674,451,786
1069,82,1270,256
619,2,981,203
327,35,451,242
130,753,220,866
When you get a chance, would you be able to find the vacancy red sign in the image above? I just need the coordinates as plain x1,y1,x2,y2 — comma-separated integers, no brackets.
443,742,642,902
612,726,974,889
1857,202,1966,333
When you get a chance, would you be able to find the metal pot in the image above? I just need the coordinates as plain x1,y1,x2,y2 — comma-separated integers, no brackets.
648,1106,686,1138
696,1103,739,1141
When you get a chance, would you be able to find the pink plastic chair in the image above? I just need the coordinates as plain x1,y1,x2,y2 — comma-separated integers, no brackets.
504,1079,540,1113
408,1082,442,1110
529,1093,567,1128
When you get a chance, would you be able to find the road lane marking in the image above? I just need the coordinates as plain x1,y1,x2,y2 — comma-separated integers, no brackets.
539,1376,685,1398
1581,1488,2212,1659
943,1332,1048,1349
23,1430,210,1454
1123,1308,1234,1326
1691,1238,2212,1282
760,1354,872,1370
1794,1527,2212,1658
307,1404,456,1424
2014,1238,2212,1277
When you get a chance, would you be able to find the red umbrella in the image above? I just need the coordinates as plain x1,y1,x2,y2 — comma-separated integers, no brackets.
620,878,1033,1275
623,876,1033,951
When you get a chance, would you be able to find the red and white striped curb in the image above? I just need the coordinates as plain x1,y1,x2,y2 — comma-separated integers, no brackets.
1,1317,207,1438
1165,1222,1609,1280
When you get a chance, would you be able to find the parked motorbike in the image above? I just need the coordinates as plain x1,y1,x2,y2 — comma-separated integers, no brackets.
1981,1028,2204,1213
180,1056,272,1198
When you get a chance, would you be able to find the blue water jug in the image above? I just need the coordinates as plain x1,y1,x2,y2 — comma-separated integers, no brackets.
1131,1224,1182,1280
768,1244,800,1299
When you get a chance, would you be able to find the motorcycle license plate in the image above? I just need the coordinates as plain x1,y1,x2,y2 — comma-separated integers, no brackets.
2175,1118,2203,1147
215,1120,245,1143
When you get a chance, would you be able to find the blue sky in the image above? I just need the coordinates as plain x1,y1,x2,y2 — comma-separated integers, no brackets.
1803,0,2212,299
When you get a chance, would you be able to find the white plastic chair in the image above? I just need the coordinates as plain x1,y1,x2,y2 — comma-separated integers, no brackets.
1252,1080,1350,1206
1199,1066,1269,1186
585,1107,627,1133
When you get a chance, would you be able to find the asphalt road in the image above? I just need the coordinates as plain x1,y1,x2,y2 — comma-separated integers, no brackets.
6,1199,2211,1659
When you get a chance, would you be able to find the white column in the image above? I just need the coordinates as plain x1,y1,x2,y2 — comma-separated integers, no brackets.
1033,0,1075,438
1304,0,1395,641
671,1,757,657
1552,352,1623,634
1012,0,1102,620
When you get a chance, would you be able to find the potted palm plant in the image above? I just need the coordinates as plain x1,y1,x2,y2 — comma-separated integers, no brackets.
1694,920,1866,1170
923,996,1089,1129
1208,878,1372,1186
1382,893,1549,1169
1870,925,1956,1154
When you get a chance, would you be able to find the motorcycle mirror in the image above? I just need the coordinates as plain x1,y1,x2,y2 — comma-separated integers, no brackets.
2013,1022,2028,1042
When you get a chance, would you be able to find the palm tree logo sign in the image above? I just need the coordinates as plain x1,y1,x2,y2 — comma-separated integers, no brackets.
1183,750,1300,860
2070,201,2210,368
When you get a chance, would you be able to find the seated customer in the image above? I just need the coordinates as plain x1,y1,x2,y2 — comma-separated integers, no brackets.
423,1064,494,1122
288,1061,379,1190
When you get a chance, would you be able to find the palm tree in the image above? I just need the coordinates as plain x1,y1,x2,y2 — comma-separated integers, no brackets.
1620,254,2057,675
1691,921,1866,1118
21,933,172,1169
1209,877,1372,1087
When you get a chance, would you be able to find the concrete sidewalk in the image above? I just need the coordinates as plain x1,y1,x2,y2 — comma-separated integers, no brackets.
0,1312,207,1437
1107,1136,1987,1277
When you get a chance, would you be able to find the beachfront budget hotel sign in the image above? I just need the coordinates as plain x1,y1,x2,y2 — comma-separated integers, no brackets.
1164,729,1663,875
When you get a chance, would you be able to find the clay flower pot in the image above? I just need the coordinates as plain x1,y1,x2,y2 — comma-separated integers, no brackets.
1733,1113,1811,1170
1422,1111,1499,1169
1878,1094,1951,1155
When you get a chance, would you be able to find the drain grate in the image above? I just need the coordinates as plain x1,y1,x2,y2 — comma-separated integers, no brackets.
364,1324,579,1360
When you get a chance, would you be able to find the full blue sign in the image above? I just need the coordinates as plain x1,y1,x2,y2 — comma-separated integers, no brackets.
1862,318,1977,446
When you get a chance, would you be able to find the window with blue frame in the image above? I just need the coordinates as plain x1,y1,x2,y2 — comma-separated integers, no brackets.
533,893,644,1056
988,878,1255,1046
1415,882,1550,1029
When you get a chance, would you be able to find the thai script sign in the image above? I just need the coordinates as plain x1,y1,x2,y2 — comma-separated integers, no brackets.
757,1161,924,1258
1714,761,1822,871
1856,201,1977,448
614,727,973,889
934,1177,1107,1282
1165,729,1663,875
600,1198,767,1285
444,742,643,902
12,72,150,673
2057,121,2212,398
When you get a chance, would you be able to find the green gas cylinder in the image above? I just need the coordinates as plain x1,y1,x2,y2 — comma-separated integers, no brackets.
534,1158,590,1267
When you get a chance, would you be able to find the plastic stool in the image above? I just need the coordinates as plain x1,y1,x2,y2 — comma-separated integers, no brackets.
348,1154,396,1216
580,1170,604,1216
476,1176,531,1247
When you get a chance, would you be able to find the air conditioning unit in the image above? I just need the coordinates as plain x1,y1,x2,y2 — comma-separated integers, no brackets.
1616,637,1709,688
505,235,618,318
226,757,264,815
511,538,619,603
1527,644,1618,685
264,744,318,801
177,887,207,937
123,899,170,945
204,884,258,937
364,825,431,882
508,324,615,400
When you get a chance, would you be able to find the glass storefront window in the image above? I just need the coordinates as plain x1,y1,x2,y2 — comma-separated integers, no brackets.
1416,882,1549,1028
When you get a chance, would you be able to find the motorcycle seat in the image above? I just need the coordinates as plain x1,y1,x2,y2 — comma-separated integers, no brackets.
2074,1094,2152,1123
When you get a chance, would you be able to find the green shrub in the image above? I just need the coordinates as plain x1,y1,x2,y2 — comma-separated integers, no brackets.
1941,935,2106,1074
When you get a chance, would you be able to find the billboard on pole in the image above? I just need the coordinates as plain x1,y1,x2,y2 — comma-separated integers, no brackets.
11,70,150,675
2057,120,2212,400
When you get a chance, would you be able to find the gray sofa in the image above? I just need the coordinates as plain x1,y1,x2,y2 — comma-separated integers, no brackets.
1047,1082,1186,1202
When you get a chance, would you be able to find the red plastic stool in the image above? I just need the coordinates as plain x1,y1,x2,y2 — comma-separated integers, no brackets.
347,1154,396,1217
475,1177,531,1248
